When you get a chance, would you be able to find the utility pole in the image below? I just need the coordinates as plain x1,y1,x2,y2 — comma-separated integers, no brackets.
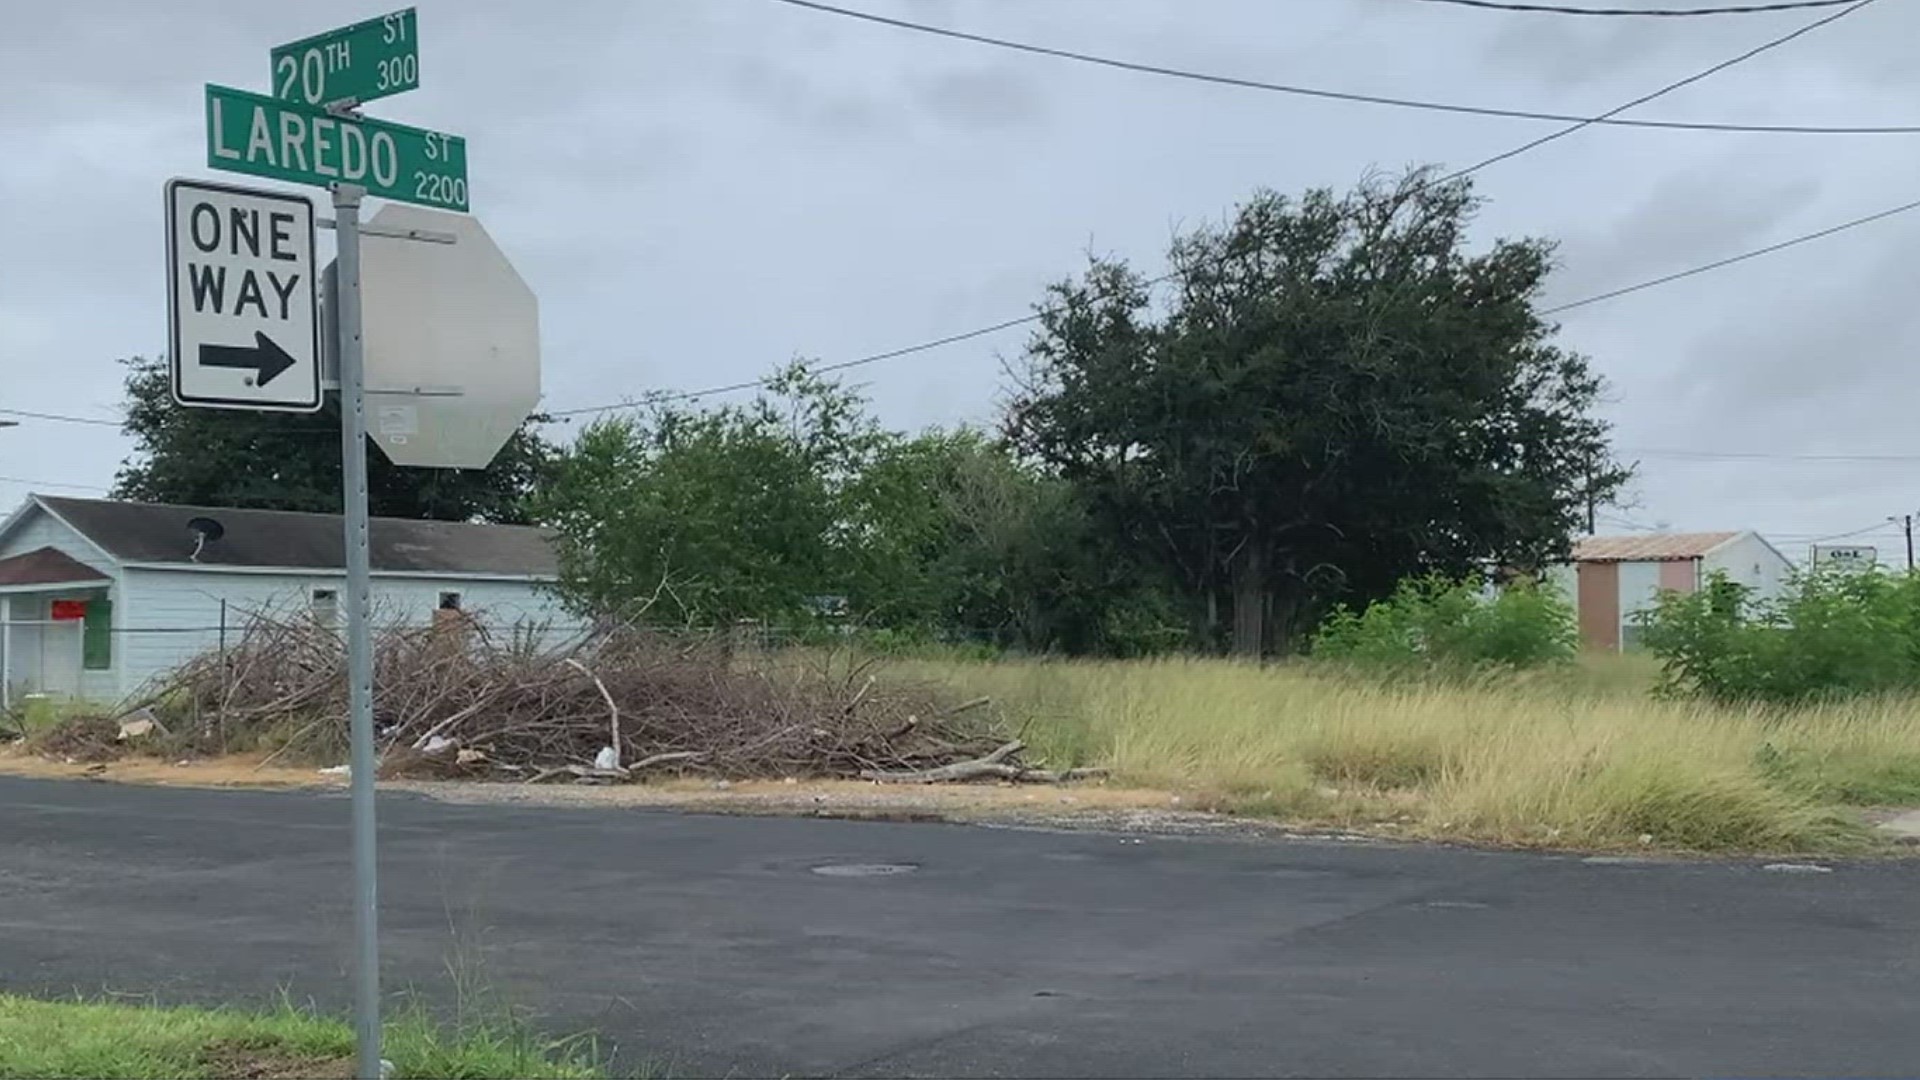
1892,514,1915,572
1584,459,1597,535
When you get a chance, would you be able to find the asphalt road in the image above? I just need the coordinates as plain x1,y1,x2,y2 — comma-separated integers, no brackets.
2,777,1917,1078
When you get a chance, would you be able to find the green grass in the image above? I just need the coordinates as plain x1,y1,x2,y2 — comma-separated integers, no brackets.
889,652,1920,855
0,994,605,1080
1,696,99,741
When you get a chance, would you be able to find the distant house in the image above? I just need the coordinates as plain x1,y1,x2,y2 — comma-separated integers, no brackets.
1547,531,1792,652
0,495,567,707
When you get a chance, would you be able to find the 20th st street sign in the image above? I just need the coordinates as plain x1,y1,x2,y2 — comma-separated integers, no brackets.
271,7,418,109
205,83,468,211
166,178,321,412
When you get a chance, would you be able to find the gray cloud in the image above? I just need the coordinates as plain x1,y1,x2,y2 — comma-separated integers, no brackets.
911,64,1047,130
725,57,903,138
1544,164,1823,305
4,0,1920,547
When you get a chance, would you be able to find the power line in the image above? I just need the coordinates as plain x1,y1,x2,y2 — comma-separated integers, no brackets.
1623,446,1920,462
1773,521,1901,541
1435,0,1877,183
555,191,1918,420
0,475,110,492
0,407,120,427
1404,0,1857,16
1545,196,1920,314
552,2,1881,418
766,0,1918,135
549,314,1039,419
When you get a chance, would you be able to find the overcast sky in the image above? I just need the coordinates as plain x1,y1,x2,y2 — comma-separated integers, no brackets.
4,0,1919,557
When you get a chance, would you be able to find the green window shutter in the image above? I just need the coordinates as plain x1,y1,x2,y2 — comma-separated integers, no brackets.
82,598,112,671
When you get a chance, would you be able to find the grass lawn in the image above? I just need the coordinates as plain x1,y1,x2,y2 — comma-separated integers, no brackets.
893,652,1920,855
0,994,605,1080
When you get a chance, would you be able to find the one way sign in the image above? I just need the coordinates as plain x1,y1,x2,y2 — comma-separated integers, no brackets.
167,178,321,411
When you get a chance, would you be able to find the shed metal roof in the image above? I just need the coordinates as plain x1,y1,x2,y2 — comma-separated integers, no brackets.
28,496,558,578
1571,532,1742,562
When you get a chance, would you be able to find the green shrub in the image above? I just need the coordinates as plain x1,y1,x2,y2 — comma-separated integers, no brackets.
1640,567,1920,703
1311,575,1576,671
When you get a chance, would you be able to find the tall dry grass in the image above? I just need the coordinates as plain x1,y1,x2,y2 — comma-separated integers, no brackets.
894,654,1920,853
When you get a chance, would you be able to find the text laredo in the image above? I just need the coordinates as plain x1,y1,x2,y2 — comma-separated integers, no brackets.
210,98,438,189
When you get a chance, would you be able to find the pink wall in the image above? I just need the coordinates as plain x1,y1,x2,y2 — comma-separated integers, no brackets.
1658,560,1698,594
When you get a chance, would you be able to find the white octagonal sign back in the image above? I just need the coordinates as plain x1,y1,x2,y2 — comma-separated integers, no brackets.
360,205,539,469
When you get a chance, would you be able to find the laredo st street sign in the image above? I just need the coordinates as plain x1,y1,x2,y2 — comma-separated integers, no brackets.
205,83,467,211
271,7,418,109
165,178,321,412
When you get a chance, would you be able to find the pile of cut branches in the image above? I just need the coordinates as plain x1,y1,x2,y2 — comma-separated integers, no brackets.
129,615,1082,784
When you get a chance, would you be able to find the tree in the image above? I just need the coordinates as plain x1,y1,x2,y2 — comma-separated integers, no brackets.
535,365,888,624
537,368,1179,652
1007,170,1629,655
847,429,1181,653
111,355,553,522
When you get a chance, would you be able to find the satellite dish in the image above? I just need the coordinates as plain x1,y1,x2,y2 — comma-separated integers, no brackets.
186,516,225,562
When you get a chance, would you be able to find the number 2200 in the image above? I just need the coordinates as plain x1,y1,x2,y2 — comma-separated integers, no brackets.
414,172,467,207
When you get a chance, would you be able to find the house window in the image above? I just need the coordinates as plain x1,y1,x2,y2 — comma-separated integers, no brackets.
437,591,462,612
311,588,339,629
82,598,112,671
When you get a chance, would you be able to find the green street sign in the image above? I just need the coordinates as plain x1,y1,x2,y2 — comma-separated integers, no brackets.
205,84,469,212
271,8,418,108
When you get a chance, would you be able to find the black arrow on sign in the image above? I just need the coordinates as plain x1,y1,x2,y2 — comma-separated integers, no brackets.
198,332,298,387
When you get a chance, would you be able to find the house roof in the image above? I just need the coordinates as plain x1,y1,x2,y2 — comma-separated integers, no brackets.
24,496,558,579
1572,531,1742,562
0,546,110,588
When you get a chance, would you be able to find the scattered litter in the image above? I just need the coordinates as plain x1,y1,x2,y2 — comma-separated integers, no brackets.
116,708,167,741
422,735,456,755
1762,863,1833,874
319,764,351,777
455,748,487,766
593,745,620,771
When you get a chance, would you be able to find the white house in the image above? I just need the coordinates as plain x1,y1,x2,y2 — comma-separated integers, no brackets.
0,495,570,707
1546,531,1792,652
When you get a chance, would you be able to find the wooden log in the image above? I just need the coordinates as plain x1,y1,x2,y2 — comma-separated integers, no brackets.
858,740,1024,784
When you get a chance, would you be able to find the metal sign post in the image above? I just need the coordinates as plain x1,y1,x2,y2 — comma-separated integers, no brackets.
181,12,532,1077
330,179,382,1080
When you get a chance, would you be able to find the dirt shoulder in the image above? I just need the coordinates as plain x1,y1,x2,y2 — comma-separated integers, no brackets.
12,745,1905,851
0,744,335,788
0,744,1302,838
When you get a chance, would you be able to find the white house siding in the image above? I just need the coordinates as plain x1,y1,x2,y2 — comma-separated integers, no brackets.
1703,533,1792,604
116,567,573,697
1615,560,1664,650
0,510,116,573
0,511,121,701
